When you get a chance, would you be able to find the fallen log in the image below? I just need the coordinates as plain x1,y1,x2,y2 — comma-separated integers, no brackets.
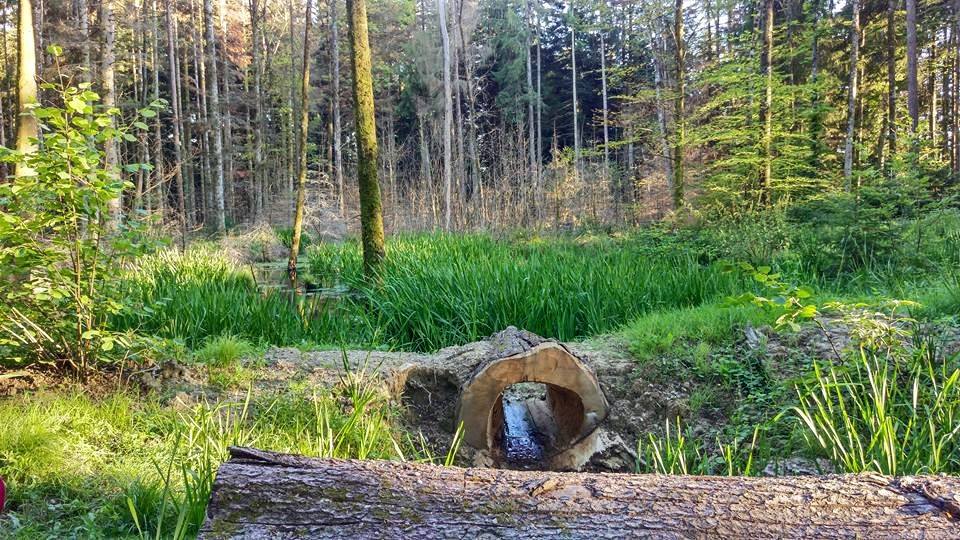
199,447,960,539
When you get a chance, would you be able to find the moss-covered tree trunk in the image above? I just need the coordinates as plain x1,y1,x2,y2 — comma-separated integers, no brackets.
288,0,313,285
347,0,385,275
16,0,38,178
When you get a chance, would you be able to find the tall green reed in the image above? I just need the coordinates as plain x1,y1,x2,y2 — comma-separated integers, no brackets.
793,332,960,475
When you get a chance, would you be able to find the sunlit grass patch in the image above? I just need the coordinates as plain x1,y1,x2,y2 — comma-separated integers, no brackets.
621,303,768,362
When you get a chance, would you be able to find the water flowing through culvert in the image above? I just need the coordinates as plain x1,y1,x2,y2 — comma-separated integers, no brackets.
500,385,548,468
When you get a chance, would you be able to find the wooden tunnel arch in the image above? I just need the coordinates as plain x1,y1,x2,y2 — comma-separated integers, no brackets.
455,342,610,457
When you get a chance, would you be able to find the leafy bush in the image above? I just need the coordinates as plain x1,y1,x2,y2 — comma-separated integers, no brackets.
0,79,163,371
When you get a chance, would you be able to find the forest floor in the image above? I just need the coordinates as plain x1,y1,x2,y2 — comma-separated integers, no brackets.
2,219,960,538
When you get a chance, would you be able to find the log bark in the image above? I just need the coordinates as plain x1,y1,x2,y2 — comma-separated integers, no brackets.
201,447,960,539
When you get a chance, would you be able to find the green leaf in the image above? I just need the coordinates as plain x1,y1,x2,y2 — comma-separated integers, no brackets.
139,108,157,118
68,96,87,114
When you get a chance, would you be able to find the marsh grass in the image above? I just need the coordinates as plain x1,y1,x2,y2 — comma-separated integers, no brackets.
118,233,749,353
113,226,960,355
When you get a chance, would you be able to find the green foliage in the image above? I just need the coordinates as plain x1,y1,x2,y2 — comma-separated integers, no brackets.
691,45,828,214
114,219,960,355
339,233,743,351
274,227,313,254
637,418,761,476
192,335,256,367
0,377,417,538
0,82,163,371
723,261,818,332
622,303,767,361
793,321,960,475
113,247,361,348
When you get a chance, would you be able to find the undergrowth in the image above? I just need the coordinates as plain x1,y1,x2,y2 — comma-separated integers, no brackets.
0,371,436,539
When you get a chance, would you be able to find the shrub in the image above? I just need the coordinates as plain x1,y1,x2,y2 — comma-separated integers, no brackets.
0,78,163,371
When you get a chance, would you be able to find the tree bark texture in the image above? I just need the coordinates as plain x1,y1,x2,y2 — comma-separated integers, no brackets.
201,447,960,539
287,0,313,285
759,0,773,206
439,0,453,230
15,0,38,178
102,0,121,222
347,0,385,274
204,0,226,232
843,0,860,185
165,0,188,246
672,0,685,208
330,0,345,218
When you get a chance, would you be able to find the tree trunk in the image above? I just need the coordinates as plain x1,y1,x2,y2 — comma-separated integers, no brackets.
954,0,960,173
288,0,313,285
906,0,919,136
151,0,165,219
653,30,673,193
569,3,580,182
439,0,453,230
330,0,345,218
809,0,824,160
15,0,38,178
347,0,385,274
249,0,265,222
201,447,960,539
759,0,773,206
882,0,896,169
220,0,233,222
457,1,482,211
165,0,188,247
78,0,90,83
672,0,685,209
843,0,860,186
204,0,226,232
600,32,610,200
534,5,542,214
929,38,938,152
525,0,536,210
101,0,120,222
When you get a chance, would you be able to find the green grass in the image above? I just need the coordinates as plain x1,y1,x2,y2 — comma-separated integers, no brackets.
192,335,257,367
621,303,768,361
113,215,960,355
0,376,424,539
794,332,960,475
115,233,749,352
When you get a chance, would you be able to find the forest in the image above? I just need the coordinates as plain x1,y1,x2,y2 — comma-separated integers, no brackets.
1,0,959,535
